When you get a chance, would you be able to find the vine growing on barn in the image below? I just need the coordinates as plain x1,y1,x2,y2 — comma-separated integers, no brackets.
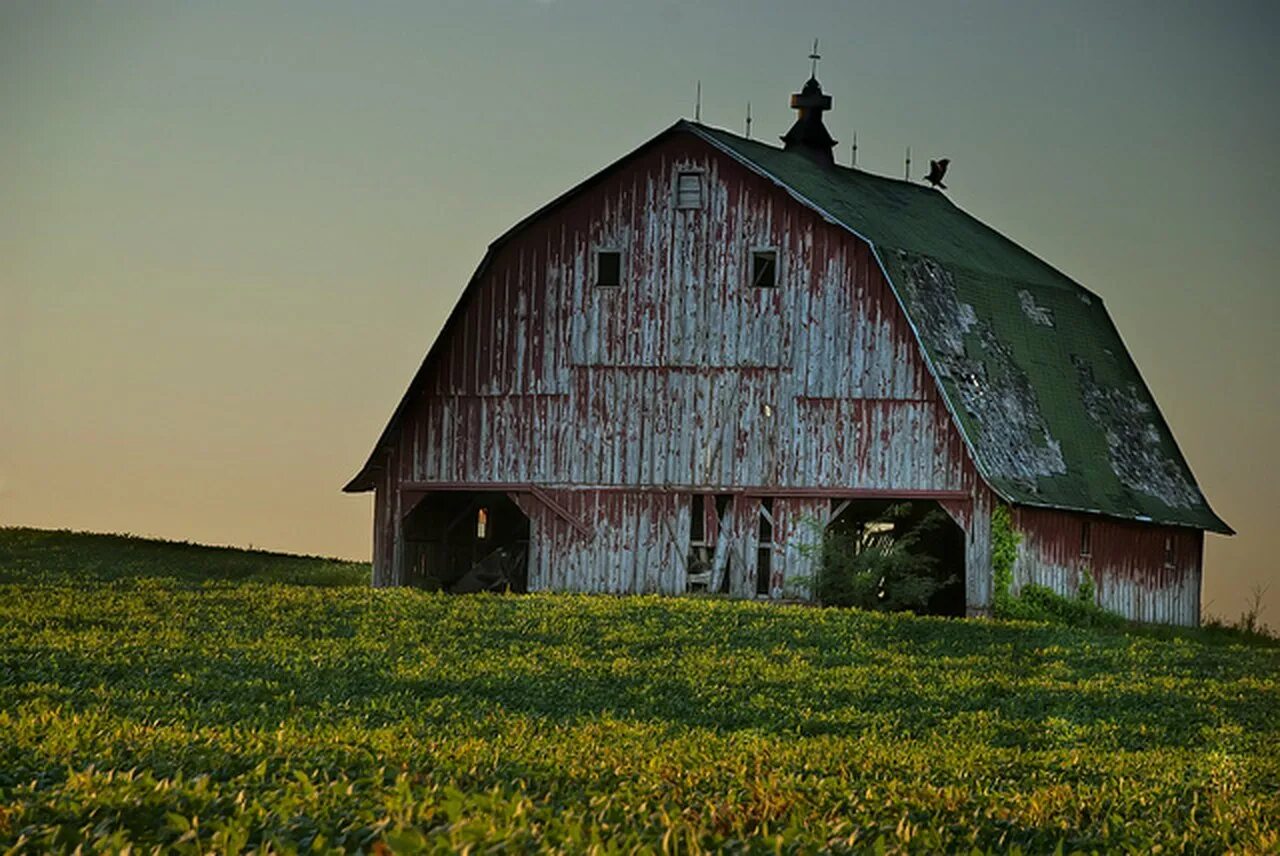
991,503,1020,616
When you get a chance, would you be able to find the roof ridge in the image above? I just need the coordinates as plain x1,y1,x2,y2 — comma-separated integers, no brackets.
686,119,935,192
691,121,1098,296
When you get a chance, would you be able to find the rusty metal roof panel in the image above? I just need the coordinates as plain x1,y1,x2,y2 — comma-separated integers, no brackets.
690,122,1230,534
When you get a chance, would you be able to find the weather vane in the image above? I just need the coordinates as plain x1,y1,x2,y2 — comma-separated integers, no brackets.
809,38,821,77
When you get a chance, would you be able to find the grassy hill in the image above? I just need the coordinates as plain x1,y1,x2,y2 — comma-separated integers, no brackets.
0,527,369,587
1,527,1277,853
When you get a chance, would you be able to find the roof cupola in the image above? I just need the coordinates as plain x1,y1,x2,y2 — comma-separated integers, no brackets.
781,41,837,165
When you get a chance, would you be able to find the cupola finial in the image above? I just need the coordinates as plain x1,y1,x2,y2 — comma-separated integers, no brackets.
781,40,837,165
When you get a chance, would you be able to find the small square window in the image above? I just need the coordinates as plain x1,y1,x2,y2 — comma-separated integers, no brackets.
595,250,621,287
751,250,777,288
676,172,703,210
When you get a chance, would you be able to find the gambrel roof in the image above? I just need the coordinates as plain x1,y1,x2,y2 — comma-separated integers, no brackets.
687,122,1229,533
347,119,1230,535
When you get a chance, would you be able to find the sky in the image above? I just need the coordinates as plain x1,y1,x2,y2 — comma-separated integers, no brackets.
2,1,1277,622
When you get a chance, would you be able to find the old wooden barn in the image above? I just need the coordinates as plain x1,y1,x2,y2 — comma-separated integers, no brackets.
345,72,1231,625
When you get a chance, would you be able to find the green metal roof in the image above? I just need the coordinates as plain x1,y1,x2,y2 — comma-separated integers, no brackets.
689,122,1230,534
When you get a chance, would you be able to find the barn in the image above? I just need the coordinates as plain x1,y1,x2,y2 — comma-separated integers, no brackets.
344,73,1231,625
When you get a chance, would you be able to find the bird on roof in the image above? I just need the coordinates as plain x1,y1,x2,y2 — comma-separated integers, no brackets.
924,158,950,190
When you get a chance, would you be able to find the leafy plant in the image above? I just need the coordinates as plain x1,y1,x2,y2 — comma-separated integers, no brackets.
988,512,1121,629
815,504,957,612
1000,582,1127,629
990,503,1020,615
1078,567,1097,604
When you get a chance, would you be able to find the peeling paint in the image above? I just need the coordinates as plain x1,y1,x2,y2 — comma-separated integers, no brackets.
355,126,1210,625
362,138,990,608
1013,505,1201,625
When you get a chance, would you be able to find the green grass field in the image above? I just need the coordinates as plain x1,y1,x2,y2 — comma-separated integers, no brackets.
1,527,1277,853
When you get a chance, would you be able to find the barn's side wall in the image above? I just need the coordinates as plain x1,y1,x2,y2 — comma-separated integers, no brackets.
1010,506,1202,625
372,132,997,607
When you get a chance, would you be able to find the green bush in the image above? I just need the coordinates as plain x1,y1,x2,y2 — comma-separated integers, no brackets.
816,504,956,611
1000,582,1127,629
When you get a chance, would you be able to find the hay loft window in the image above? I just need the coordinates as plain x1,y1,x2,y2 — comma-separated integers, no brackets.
750,249,778,289
594,249,622,288
1080,520,1092,558
675,171,703,210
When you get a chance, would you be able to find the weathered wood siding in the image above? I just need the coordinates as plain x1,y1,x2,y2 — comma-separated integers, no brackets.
939,485,996,617
372,132,992,606
1011,506,1202,625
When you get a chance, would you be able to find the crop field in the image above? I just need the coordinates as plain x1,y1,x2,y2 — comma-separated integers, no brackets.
1,528,1278,853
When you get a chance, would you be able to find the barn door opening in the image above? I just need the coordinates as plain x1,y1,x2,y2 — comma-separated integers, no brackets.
825,498,966,616
402,491,530,593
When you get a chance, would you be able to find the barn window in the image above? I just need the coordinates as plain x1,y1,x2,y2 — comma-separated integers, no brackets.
1080,520,1092,557
756,498,774,597
751,249,778,288
595,249,621,288
1163,535,1176,568
476,507,489,540
675,171,703,210
686,493,716,593
690,493,706,543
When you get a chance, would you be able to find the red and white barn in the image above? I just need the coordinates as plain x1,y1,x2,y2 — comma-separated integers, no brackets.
345,75,1230,624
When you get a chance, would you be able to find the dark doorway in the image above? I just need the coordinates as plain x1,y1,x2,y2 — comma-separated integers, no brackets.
402,491,530,593
826,498,966,616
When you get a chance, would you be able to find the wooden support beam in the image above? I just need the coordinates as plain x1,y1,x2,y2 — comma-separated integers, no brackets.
397,481,593,537
831,499,852,522
398,482,972,502
527,485,593,538
708,496,734,593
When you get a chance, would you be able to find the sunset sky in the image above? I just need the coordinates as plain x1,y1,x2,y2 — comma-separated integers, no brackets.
3,1,1277,620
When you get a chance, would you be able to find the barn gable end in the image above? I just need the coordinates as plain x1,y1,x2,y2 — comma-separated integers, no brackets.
351,127,993,607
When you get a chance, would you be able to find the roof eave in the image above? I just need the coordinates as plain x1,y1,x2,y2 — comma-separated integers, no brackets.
1005,494,1234,536
343,471,377,494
